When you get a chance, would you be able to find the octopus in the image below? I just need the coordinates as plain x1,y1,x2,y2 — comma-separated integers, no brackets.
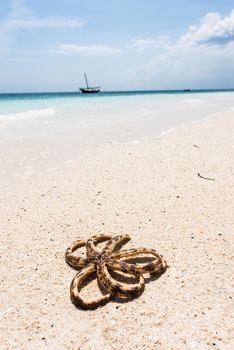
65,234,168,310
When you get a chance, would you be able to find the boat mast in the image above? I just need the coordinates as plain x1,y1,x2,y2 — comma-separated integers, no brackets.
84,73,89,88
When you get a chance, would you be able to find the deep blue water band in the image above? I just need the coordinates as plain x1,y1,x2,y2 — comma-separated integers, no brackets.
1,89,234,101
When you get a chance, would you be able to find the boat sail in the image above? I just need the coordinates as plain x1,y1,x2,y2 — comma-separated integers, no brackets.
79,73,100,94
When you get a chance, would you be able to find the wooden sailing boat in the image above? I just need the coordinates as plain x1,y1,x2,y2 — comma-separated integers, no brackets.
79,73,100,94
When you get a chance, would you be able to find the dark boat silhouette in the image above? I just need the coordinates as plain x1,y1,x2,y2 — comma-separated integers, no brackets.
183,89,191,92
79,73,100,94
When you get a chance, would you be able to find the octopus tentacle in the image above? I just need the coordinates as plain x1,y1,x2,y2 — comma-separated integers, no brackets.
102,234,131,256
111,248,167,274
97,261,145,296
106,258,139,274
86,234,113,258
65,239,89,269
70,264,111,309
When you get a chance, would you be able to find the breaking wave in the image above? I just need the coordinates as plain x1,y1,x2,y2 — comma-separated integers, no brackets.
0,107,55,122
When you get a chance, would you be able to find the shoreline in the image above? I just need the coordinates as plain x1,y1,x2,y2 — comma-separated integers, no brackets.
0,104,233,182
1,112,234,349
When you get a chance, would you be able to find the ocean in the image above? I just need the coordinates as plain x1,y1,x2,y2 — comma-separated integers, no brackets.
1,90,234,168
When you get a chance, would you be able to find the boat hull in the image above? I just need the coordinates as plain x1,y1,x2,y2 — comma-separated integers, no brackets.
79,87,100,94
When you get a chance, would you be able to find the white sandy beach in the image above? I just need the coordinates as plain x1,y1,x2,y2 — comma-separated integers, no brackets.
0,111,234,350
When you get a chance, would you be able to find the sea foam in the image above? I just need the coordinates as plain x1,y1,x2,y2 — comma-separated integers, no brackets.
0,107,55,122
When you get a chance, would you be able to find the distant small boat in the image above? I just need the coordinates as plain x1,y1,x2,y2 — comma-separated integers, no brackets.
79,73,100,94
183,89,191,92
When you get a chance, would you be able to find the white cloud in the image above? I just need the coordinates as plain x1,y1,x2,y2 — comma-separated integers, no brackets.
52,44,123,57
130,12,234,89
10,0,34,18
2,0,87,31
126,37,169,52
180,9,234,45
0,0,87,57
5,17,86,30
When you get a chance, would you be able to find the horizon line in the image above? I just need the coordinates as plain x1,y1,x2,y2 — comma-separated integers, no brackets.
1,88,234,95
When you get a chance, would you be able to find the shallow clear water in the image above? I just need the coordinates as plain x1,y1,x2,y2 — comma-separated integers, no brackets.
0,90,234,165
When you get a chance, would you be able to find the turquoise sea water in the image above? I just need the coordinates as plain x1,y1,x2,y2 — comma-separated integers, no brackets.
0,89,233,119
1,89,234,101
0,89,233,114
0,89,234,165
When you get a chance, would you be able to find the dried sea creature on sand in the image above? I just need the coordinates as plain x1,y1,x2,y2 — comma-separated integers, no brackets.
65,234,167,309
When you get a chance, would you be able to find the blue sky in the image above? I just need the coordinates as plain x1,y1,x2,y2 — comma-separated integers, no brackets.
0,0,234,92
